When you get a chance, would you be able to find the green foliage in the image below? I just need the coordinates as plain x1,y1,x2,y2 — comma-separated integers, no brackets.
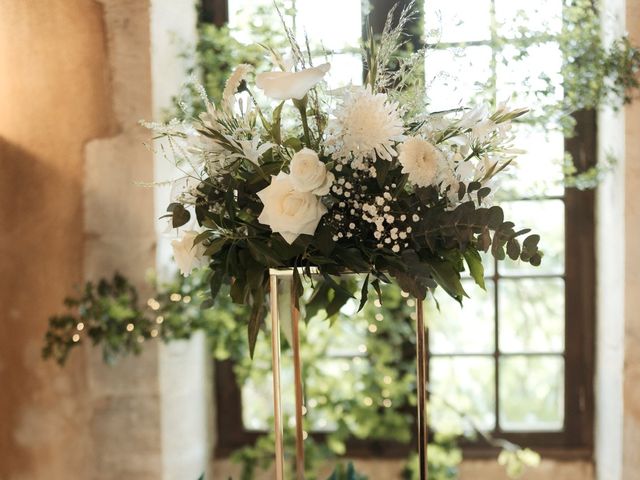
560,1,640,111
327,463,368,480
43,274,150,365
483,0,640,188
173,6,289,118
43,272,249,365
498,448,541,479
403,435,462,480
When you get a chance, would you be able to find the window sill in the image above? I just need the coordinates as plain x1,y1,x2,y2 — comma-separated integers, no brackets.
461,446,592,461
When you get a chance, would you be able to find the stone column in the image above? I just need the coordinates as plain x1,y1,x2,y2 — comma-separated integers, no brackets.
84,1,160,478
621,1,640,479
596,1,640,479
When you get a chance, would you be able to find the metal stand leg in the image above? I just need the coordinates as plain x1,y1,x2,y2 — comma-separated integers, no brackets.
416,298,428,479
291,282,305,480
270,274,285,480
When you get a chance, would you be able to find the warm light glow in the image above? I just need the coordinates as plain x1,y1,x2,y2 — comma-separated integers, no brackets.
182,295,191,303
170,293,182,302
72,334,80,343
363,396,373,406
76,322,84,331
150,329,159,338
368,324,378,333
358,344,367,353
147,298,160,310
383,399,392,408
126,323,134,332
156,316,164,324
383,376,392,385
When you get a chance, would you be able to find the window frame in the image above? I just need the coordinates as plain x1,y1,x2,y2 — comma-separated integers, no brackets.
208,0,595,460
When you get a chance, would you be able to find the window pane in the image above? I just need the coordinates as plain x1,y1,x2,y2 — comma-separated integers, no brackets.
499,278,565,353
499,355,564,431
496,43,563,118
425,0,492,43
495,0,563,38
429,280,495,354
499,199,565,275
229,0,283,45
498,124,565,198
241,371,272,430
295,0,360,51
426,46,493,111
430,356,495,431
318,53,362,89
305,357,365,432
324,305,366,356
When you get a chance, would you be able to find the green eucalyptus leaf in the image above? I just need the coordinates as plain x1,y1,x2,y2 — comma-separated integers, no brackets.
167,203,191,228
357,274,370,313
204,238,227,256
247,287,264,359
271,101,285,144
463,248,486,290
506,238,521,260
429,259,467,302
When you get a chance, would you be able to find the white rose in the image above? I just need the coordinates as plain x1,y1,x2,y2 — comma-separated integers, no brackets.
398,137,443,188
289,148,334,195
171,231,208,277
255,63,331,101
257,173,328,244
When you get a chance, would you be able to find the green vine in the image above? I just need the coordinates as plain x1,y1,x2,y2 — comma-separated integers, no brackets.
487,0,640,188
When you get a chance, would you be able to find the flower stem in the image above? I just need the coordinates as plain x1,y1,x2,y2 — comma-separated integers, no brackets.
293,96,312,147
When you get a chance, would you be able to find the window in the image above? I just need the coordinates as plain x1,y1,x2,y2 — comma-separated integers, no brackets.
211,0,594,457
423,0,595,454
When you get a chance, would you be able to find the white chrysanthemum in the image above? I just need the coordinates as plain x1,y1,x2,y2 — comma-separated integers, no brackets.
328,87,404,163
398,137,443,187
222,64,253,111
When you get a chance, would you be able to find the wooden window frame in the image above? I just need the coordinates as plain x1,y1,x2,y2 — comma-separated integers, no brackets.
206,0,595,459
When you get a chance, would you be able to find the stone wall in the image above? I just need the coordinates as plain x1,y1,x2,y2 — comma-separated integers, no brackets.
621,1,640,478
0,1,203,479
0,1,114,478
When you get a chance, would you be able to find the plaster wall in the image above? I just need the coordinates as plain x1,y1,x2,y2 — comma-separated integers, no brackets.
621,1,640,479
0,1,114,479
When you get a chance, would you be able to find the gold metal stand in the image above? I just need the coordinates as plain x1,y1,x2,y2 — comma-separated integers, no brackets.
291,281,305,480
269,273,285,480
269,269,307,480
416,299,428,479
269,269,428,480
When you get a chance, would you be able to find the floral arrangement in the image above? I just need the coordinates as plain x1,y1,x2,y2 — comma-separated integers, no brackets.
149,6,542,354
